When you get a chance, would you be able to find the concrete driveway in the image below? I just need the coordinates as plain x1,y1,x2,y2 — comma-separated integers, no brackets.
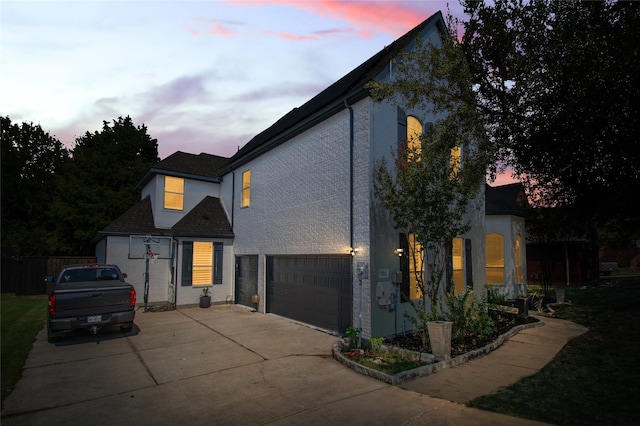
1,305,549,425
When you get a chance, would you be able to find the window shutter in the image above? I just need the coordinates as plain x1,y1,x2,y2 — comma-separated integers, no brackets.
465,239,473,289
182,241,193,287
397,107,407,151
399,233,410,302
213,242,223,284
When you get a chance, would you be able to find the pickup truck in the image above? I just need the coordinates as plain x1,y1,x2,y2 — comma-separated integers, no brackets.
46,264,136,343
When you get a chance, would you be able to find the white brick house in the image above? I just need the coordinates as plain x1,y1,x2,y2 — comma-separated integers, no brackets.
98,11,525,339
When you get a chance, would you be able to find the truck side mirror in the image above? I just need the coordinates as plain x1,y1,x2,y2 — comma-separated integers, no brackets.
122,273,127,279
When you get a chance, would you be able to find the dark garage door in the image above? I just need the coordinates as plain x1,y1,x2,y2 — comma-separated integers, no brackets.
235,255,258,308
267,255,352,333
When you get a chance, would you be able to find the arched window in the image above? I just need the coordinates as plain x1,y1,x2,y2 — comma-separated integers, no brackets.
407,116,422,161
486,233,505,285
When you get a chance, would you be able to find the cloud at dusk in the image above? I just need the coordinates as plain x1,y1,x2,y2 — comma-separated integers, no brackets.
1,0,464,161
245,0,427,38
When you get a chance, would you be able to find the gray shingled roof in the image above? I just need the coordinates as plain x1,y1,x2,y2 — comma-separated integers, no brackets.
485,183,528,217
100,195,233,238
172,196,233,238
137,151,229,188
100,196,170,236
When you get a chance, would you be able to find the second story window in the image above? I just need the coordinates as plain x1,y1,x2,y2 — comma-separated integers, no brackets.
450,146,461,176
164,176,184,210
407,116,422,161
241,170,250,208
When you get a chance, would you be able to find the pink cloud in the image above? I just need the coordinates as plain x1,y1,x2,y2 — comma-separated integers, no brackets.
209,23,237,37
237,0,428,38
188,19,244,37
261,29,317,41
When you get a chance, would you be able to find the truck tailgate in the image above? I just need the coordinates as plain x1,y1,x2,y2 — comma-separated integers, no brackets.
51,283,134,316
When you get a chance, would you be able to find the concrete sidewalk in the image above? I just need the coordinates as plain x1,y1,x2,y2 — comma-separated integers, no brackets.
401,314,589,402
1,305,585,425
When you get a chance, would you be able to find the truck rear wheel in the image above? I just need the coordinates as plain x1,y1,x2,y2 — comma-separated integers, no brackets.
121,323,133,333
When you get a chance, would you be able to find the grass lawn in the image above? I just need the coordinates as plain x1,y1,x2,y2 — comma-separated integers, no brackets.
1,294,48,402
467,277,640,425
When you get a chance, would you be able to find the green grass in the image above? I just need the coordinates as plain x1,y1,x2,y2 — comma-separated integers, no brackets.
467,277,640,425
1,294,48,402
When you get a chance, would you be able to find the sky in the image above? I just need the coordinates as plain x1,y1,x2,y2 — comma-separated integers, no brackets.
1,0,471,156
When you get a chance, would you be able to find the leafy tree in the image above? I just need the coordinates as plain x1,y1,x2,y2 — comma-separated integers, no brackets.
1,116,69,255
459,0,640,244
51,116,159,254
368,34,491,348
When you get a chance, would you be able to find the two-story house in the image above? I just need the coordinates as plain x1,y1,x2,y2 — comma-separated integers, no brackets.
97,11,526,339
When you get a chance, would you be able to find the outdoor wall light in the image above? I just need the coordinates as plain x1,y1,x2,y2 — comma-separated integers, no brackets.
350,247,359,256
395,248,404,257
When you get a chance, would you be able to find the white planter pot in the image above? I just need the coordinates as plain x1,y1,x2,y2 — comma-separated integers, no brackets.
555,288,566,304
427,321,453,361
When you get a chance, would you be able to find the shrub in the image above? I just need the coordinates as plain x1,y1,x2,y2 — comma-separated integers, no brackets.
443,289,496,342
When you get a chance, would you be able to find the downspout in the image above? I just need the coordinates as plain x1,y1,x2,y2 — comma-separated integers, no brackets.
230,170,235,229
344,100,354,251
345,99,360,339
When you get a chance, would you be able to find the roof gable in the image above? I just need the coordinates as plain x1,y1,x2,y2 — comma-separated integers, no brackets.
172,196,234,238
224,11,446,170
100,195,233,238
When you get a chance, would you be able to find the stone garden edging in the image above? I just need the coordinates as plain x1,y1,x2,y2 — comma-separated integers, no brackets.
332,317,544,385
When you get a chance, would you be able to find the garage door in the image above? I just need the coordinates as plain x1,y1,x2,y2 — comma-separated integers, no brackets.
266,255,352,333
235,255,258,308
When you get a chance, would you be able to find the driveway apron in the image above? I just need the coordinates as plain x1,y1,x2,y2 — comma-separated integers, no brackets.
2,305,551,425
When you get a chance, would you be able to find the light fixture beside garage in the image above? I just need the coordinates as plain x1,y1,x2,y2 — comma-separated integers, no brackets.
350,247,359,256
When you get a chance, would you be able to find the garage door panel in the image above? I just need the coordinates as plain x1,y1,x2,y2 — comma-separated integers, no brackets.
267,255,351,333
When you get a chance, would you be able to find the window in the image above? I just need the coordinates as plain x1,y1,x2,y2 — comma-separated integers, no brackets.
452,237,465,294
400,233,423,301
164,176,184,210
407,234,423,300
181,241,224,287
192,242,213,285
486,233,505,285
407,116,422,161
241,170,250,208
450,146,461,176
515,234,522,284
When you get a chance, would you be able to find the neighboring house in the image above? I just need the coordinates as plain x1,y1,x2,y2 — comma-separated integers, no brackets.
485,183,528,299
98,11,520,339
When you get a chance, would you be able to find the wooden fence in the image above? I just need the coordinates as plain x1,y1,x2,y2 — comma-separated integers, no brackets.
1,255,97,295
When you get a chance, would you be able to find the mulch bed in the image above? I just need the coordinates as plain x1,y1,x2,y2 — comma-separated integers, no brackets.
385,311,539,357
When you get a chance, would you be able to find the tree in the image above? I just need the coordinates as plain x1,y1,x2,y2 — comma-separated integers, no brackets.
51,116,159,254
459,0,640,243
1,116,70,255
368,34,491,348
